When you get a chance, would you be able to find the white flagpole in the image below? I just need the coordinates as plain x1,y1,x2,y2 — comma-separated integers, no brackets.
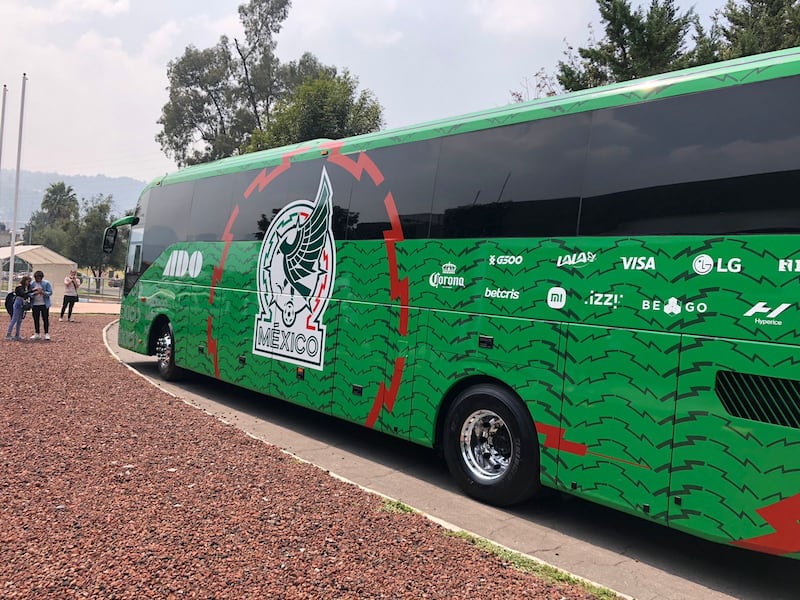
9,73,27,293
0,84,7,290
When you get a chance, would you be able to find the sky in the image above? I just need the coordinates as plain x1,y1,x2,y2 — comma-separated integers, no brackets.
0,0,719,184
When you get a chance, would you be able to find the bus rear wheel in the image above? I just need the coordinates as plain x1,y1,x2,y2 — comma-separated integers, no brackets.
155,321,184,381
443,384,540,506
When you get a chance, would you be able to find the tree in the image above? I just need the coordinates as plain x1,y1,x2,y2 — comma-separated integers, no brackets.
69,195,119,291
720,0,800,58
157,0,292,166
25,182,80,254
243,71,384,152
557,0,699,91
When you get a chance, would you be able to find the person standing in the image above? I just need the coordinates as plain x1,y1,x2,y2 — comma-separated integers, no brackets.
5,275,33,341
29,270,53,341
61,269,80,322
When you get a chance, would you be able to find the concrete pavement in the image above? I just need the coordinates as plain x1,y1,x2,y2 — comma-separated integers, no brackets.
71,300,120,315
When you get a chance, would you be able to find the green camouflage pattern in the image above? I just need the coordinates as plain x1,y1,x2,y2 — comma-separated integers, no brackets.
117,47,800,558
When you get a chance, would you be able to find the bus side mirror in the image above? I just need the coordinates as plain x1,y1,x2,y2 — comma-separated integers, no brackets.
102,227,117,254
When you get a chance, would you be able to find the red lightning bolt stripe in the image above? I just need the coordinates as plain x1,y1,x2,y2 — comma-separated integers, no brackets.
366,357,406,428
206,315,219,378
535,422,589,456
733,492,800,556
211,204,240,304
323,142,384,186
383,192,409,336
245,147,313,198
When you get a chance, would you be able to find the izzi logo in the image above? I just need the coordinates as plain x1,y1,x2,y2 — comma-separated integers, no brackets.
586,291,623,309
621,256,656,271
253,168,336,370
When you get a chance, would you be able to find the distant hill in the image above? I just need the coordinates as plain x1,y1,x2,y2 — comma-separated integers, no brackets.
0,169,146,229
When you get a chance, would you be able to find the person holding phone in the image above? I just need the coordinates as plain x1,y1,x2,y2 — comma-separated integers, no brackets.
61,269,80,322
29,270,53,341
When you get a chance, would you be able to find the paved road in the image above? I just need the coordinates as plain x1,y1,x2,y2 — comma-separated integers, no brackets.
105,322,795,600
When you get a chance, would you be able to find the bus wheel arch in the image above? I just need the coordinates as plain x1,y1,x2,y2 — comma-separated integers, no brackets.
151,316,184,382
439,380,541,506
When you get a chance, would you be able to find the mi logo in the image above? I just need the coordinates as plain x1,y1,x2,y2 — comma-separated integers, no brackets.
163,250,203,278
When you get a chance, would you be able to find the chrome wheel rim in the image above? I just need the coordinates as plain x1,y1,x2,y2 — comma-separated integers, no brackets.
155,329,173,371
459,409,512,483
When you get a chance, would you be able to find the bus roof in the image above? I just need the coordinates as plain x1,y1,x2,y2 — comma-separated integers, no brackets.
150,46,800,189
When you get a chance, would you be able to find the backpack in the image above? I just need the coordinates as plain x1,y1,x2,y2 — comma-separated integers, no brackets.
4,292,13,317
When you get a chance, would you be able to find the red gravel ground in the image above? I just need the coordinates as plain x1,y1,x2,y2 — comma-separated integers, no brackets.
1,315,609,599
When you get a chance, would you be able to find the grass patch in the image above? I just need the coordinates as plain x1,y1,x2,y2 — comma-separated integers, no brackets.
380,498,418,514
447,530,623,600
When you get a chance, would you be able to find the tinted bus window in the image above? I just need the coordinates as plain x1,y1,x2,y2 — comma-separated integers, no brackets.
188,175,234,242
348,140,440,240
142,182,193,267
431,114,590,238
580,76,800,235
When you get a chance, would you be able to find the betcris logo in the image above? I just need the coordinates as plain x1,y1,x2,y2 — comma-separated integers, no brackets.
163,250,203,278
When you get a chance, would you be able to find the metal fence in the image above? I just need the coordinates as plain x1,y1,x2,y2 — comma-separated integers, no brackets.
74,276,123,303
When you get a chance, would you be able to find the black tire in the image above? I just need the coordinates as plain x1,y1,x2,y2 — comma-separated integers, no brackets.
155,321,184,381
442,384,541,506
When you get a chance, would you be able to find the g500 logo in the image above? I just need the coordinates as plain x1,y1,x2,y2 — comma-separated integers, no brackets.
252,168,336,370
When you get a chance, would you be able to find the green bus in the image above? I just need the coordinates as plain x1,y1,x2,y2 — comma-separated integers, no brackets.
105,47,800,559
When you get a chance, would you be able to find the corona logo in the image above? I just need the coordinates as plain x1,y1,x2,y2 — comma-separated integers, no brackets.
442,262,457,275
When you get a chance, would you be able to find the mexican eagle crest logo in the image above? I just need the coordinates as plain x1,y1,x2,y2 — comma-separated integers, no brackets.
253,167,336,370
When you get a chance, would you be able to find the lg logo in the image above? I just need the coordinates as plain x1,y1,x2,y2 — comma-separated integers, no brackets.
692,254,741,275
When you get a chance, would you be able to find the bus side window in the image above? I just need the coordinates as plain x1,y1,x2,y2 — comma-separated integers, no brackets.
430,114,589,239
580,76,800,235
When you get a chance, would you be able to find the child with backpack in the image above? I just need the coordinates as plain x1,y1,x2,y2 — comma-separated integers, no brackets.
6,276,34,341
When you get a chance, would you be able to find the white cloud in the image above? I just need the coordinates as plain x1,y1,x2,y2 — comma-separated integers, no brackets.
53,0,129,18
467,0,585,36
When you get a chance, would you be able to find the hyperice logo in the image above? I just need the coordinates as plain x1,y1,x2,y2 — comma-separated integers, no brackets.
744,302,791,327
253,168,336,370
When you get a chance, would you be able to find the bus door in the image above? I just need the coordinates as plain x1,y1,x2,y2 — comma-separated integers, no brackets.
265,298,341,416
330,301,418,437
213,276,273,393
559,324,679,524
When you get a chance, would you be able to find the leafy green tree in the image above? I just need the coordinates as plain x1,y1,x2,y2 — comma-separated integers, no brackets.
157,0,292,166
720,0,800,58
243,72,384,152
557,0,700,91
69,195,119,290
25,182,80,255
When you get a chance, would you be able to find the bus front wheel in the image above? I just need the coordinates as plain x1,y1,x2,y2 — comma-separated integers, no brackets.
155,321,184,381
443,384,540,506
